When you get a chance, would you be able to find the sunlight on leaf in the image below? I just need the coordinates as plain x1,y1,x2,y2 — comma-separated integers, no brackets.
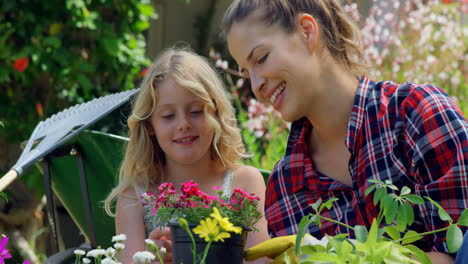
384,225,400,240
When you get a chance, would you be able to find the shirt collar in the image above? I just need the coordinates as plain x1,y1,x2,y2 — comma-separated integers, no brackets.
345,76,374,154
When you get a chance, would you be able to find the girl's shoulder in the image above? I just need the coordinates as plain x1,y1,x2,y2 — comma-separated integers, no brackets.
231,165,266,192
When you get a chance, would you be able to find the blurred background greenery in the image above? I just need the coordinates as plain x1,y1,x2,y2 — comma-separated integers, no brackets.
0,0,466,263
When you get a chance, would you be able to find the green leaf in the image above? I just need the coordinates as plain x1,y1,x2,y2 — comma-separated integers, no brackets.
0,121,4,127
374,187,387,205
401,230,422,245
400,186,411,196
367,219,379,243
405,245,431,264
402,202,415,226
319,197,338,212
311,198,322,211
0,192,7,202
364,184,377,197
300,244,324,255
304,253,341,263
424,196,452,221
457,209,468,226
385,199,399,225
404,195,424,205
447,224,463,253
368,179,383,184
295,215,313,255
381,194,394,213
354,225,368,243
396,204,408,232
384,225,401,240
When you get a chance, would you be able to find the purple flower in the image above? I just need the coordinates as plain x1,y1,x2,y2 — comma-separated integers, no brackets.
0,237,12,264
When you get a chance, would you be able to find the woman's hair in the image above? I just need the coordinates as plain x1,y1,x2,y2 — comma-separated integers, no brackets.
104,47,247,215
222,0,366,76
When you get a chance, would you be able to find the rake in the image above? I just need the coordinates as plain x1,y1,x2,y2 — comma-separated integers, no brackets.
0,88,140,191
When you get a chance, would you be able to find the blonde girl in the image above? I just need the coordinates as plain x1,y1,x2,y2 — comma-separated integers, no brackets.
105,47,269,263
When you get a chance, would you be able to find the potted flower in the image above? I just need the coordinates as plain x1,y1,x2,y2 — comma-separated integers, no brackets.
141,180,263,264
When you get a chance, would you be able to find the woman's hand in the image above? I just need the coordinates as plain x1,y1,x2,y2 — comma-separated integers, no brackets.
148,227,173,263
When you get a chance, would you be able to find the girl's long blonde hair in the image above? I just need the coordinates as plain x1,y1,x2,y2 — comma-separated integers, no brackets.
104,47,247,215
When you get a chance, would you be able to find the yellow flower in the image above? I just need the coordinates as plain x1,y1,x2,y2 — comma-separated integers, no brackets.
210,207,242,234
193,217,232,242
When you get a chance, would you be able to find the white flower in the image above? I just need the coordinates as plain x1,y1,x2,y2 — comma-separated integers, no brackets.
159,247,167,254
145,239,156,246
112,234,127,242
74,249,86,256
132,251,156,263
82,258,91,264
101,258,117,264
106,247,116,257
114,243,125,250
221,60,228,70
86,249,106,258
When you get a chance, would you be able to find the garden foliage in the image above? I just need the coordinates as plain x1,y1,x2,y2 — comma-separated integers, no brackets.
0,0,156,142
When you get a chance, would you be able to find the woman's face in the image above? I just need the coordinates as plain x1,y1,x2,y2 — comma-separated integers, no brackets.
227,11,322,122
149,78,215,166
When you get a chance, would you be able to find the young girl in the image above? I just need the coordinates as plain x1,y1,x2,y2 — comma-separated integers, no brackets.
104,47,269,263
222,0,467,263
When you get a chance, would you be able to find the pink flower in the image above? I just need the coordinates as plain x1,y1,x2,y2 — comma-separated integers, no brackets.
180,180,202,198
23,260,31,264
0,237,12,264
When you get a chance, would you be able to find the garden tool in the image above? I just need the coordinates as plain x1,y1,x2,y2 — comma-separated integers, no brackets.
244,233,331,264
244,235,299,264
0,88,139,191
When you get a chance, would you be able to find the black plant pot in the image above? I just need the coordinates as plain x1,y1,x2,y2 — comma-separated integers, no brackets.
171,224,250,264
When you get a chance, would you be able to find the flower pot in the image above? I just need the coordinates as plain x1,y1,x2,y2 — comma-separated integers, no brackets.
170,224,251,264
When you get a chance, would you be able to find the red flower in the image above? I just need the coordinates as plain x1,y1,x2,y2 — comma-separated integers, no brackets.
138,67,149,78
13,57,29,72
36,103,44,118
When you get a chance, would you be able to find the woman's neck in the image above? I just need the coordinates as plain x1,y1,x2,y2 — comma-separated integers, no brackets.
306,62,359,145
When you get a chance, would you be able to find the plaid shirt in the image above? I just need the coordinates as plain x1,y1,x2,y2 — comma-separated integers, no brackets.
265,76,468,253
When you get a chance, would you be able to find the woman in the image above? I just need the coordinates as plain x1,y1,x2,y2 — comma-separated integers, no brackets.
222,0,468,263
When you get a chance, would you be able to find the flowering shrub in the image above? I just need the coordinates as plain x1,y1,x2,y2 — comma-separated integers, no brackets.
0,0,155,142
141,180,262,229
344,0,467,114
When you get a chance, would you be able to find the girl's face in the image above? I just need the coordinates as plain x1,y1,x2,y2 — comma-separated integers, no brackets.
227,11,323,122
149,78,215,166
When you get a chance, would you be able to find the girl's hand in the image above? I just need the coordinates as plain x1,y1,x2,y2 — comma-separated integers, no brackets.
148,227,173,263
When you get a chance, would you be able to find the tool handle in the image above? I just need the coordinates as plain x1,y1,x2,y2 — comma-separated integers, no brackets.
0,170,18,192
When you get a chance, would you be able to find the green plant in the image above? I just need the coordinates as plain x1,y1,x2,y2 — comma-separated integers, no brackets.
0,0,156,143
294,179,468,264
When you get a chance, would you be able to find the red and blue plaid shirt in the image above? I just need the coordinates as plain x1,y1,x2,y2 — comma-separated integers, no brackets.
265,76,468,253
